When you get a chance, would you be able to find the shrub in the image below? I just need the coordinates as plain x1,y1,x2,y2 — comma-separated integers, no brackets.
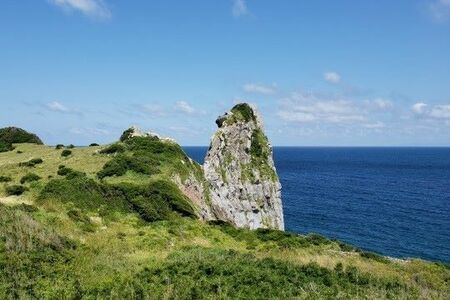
0,176,12,183
38,177,125,214
61,150,72,157
55,144,64,149
57,166,85,179
39,176,194,223
89,143,99,147
119,128,134,142
19,158,44,167
20,173,41,184
16,150,23,154
255,228,309,249
16,203,39,213
338,241,360,252
97,154,159,179
306,233,332,246
0,141,14,153
99,143,126,154
66,144,75,149
5,185,27,196
230,103,256,123
108,180,195,222
360,251,389,263
129,246,406,299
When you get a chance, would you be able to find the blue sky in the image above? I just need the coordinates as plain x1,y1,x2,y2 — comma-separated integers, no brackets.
1,0,450,146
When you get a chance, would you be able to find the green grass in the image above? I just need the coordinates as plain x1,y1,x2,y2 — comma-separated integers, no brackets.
0,141,449,299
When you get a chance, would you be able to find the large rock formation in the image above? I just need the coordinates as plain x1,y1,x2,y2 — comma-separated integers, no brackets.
203,103,284,230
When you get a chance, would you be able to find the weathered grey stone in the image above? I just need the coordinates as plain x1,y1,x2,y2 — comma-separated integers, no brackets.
203,103,284,230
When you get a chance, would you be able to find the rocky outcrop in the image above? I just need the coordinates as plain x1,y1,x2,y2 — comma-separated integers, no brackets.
120,126,176,143
203,104,284,230
120,105,284,230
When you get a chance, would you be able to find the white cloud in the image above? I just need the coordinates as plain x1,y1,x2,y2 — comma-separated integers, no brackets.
48,0,111,19
232,0,248,17
412,102,450,119
430,105,450,119
412,102,428,114
428,0,450,22
277,92,367,124
46,101,69,112
323,71,341,84
242,83,275,94
45,100,83,116
174,101,195,114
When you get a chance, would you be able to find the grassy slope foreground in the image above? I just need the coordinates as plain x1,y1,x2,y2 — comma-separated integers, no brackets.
0,140,449,299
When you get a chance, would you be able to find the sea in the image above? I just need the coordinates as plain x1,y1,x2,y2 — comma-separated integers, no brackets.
183,146,450,264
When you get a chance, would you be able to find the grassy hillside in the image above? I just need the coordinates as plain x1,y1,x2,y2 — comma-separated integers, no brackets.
0,142,449,299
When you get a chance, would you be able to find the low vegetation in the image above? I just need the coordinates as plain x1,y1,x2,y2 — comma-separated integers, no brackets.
0,176,12,183
20,173,41,184
5,185,27,196
0,133,448,299
61,149,72,157
18,158,43,167
226,103,257,124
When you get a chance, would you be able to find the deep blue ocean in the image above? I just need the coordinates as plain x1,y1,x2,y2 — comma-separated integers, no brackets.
183,147,450,264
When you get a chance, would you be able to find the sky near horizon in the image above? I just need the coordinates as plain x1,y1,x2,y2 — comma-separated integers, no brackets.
1,0,450,146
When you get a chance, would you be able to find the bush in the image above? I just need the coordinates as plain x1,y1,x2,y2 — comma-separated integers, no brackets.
18,158,44,167
89,143,99,147
16,150,23,154
0,176,12,183
360,251,389,264
99,143,126,154
55,144,64,149
39,176,194,223
5,185,27,196
119,128,134,142
0,141,14,153
306,233,332,246
20,173,41,184
97,154,159,179
66,144,75,149
108,180,195,222
61,150,72,157
338,241,360,252
57,166,85,179
128,246,405,299
230,103,256,123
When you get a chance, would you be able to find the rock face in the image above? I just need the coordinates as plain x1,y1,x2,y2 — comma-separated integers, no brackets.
203,104,284,230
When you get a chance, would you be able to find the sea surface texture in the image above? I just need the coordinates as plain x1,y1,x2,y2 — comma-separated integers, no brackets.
184,147,450,264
